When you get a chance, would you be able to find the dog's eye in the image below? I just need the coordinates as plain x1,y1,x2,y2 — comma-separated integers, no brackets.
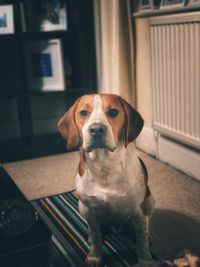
107,108,119,118
80,110,89,118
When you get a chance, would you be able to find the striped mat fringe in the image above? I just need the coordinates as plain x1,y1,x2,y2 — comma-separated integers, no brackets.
32,192,138,267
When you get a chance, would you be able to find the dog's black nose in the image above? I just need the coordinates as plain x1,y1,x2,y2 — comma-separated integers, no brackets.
89,124,107,137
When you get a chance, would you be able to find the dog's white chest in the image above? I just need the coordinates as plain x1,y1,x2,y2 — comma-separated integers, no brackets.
76,145,145,215
77,174,145,218
81,178,129,206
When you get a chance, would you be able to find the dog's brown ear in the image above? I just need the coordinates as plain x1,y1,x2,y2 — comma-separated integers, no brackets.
119,97,144,147
58,98,82,151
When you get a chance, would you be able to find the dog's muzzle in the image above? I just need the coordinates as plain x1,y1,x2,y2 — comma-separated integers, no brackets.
87,123,108,151
88,123,107,137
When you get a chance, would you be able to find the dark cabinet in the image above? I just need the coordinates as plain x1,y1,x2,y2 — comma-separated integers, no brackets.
0,0,97,162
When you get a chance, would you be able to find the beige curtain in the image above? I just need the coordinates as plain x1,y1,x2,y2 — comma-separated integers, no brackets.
93,0,135,106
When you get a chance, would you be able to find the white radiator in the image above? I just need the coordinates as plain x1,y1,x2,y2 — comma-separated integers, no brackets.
150,13,200,149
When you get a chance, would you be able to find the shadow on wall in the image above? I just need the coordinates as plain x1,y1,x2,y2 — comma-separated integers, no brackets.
150,209,200,260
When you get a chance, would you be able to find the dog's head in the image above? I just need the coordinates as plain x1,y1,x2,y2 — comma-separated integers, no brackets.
58,94,144,152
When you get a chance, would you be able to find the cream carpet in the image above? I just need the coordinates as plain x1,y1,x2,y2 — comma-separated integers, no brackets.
3,150,200,260
138,151,200,260
3,152,79,201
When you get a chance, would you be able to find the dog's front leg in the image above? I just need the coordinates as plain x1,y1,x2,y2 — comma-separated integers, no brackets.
133,212,152,261
79,201,103,267
85,221,103,267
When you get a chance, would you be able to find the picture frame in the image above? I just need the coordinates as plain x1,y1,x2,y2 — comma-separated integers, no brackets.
160,0,186,8
25,39,65,92
25,0,67,32
0,5,14,34
138,0,154,11
187,0,200,6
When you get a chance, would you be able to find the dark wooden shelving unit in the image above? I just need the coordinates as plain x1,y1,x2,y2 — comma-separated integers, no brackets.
0,0,97,162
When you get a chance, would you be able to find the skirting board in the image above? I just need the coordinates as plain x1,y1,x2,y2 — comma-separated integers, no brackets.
136,127,200,181
158,136,200,181
136,127,157,157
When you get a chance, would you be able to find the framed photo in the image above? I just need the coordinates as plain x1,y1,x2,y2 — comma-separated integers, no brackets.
187,0,200,6
160,0,186,8
25,0,67,32
0,5,14,34
25,39,65,92
138,0,154,11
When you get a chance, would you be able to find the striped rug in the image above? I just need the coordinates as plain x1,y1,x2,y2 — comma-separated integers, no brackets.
32,192,138,267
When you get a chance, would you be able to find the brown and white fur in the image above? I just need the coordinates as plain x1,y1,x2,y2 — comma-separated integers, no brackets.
58,94,155,267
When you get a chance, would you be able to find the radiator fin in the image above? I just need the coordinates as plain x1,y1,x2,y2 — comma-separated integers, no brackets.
150,14,200,149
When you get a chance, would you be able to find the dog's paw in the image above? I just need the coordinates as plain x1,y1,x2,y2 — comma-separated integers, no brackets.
84,255,103,267
173,250,200,267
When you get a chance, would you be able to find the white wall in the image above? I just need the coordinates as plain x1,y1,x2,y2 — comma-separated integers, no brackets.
136,18,152,128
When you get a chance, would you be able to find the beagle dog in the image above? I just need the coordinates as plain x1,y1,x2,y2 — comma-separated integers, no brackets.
58,93,155,267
